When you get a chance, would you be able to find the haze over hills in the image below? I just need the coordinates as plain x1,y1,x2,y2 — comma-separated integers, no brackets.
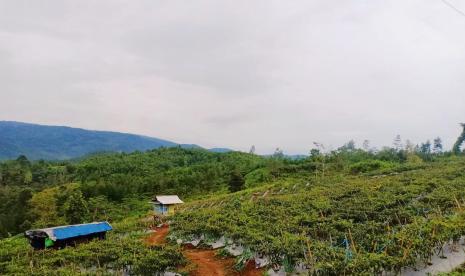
0,121,226,160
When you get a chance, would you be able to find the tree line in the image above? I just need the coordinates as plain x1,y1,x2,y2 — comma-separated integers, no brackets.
0,132,463,239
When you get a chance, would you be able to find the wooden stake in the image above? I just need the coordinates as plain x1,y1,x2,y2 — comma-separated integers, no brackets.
394,212,402,226
454,196,462,211
329,234,336,258
348,229,357,254
402,240,414,261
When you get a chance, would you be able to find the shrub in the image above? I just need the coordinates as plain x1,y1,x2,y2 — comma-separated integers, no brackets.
349,160,392,174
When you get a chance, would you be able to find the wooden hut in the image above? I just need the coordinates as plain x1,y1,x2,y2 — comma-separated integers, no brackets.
24,221,112,249
151,195,184,216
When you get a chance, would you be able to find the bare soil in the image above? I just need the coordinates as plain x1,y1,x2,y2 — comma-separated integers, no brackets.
145,224,169,245
183,248,235,276
146,225,264,276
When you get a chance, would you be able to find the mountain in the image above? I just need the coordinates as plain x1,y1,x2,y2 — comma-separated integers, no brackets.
0,121,213,160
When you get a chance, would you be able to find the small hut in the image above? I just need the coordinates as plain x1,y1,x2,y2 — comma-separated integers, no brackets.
152,195,184,216
24,221,112,249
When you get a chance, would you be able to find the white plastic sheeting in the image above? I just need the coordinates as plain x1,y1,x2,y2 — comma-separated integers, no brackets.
403,238,465,276
162,272,181,276
225,244,244,257
254,254,270,268
267,267,286,276
294,262,310,274
207,236,226,249
186,239,201,247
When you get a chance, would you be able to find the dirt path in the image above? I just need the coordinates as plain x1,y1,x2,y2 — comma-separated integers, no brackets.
183,248,235,276
240,260,265,276
183,250,264,276
145,224,169,245
146,225,264,276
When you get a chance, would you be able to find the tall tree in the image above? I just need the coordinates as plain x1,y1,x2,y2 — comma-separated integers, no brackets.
29,187,64,227
433,137,443,154
404,139,415,153
64,190,89,224
362,140,370,152
273,148,284,159
393,135,403,151
340,140,356,151
309,148,321,159
228,170,245,192
16,155,31,167
420,140,432,155
453,123,465,155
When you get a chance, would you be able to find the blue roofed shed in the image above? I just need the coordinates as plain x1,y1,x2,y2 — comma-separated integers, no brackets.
49,222,112,240
25,221,112,249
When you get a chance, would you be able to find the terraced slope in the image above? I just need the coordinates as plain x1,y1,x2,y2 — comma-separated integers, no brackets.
171,158,465,275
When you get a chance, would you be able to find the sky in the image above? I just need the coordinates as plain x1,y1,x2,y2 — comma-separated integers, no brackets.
1,0,465,154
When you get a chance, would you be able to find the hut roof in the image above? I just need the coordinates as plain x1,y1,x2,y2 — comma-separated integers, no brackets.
154,195,184,205
25,221,112,241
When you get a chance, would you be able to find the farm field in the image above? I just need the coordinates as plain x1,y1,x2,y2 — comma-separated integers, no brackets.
1,147,465,275
170,158,465,275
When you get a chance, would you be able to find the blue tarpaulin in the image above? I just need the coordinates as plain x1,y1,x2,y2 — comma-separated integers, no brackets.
42,221,112,241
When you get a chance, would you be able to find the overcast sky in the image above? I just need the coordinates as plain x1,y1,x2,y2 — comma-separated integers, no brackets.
1,1,464,154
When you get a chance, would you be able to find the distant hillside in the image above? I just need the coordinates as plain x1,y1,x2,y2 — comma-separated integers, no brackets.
209,148,233,153
0,121,210,160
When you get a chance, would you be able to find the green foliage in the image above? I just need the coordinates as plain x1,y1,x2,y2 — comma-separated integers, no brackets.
349,160,393,174
29,186,65,228
76,147,264,200
0,147,265,238
132,245,184,275
63,190,89,224
0,187,32,237
228,170,245,192
245,168,272,188
453,123,465,155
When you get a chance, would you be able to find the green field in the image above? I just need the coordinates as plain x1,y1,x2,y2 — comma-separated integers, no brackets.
1,146,465,275
171,158,465,274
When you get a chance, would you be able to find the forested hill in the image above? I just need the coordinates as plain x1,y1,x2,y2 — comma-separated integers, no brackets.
0,121,203,160
0,147,266,238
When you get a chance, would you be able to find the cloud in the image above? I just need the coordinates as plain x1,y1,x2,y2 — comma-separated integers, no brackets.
1,0,465,154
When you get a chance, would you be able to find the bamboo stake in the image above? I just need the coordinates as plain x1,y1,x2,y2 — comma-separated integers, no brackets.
394,212,402,226
348,229,357,254
454,196,462,211
306,239,313,261
329,234,336,258
402,240,414,261
306,237,315,274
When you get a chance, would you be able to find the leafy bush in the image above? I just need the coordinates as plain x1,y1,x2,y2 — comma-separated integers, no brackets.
349,160,393,174
245,168,271,188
